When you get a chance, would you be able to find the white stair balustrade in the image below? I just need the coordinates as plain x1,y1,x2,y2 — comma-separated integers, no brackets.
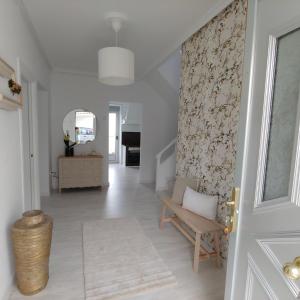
155,138,177,192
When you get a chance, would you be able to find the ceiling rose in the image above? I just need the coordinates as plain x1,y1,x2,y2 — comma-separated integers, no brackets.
98,12,134,86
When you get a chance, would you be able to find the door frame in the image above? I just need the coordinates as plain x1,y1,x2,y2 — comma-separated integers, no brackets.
17,58,42,210
108,104,121,163
37,88,51,197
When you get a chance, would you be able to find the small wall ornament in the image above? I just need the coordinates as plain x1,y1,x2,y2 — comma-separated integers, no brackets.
8,79,22,95
0,57,22,110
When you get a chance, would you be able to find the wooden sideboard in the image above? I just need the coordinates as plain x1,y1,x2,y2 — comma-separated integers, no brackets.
58,155,103,192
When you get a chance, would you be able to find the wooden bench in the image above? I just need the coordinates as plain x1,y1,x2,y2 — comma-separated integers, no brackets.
159,188,225,272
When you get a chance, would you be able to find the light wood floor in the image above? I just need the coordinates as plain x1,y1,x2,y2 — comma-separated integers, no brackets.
10,164,226,300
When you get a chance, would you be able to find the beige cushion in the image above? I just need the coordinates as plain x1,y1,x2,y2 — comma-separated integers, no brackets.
182,187,218,220
171,177,199,204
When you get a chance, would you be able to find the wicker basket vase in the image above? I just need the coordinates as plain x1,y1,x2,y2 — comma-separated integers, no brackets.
11,210,53,295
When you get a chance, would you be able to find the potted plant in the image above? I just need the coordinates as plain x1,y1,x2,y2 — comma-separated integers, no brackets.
64,131,77,156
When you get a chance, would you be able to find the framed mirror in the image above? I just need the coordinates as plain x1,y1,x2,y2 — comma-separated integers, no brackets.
63,109,96,144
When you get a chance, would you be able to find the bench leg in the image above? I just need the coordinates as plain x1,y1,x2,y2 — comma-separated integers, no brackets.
160,204,167,229
214,232,221,268
193,233,201,272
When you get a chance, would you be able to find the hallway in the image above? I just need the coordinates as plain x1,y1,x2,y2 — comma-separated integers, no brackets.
10,164,225,300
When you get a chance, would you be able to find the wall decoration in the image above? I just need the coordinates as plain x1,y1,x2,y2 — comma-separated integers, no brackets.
0,57,22,110
176,0,248,260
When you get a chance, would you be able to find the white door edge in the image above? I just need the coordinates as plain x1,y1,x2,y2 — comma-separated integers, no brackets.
224,0,259,297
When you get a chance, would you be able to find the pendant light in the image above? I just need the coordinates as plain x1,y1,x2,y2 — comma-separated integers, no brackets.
98,12,134,86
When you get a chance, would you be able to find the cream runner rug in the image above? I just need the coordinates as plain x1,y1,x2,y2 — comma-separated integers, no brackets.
83,218,177,300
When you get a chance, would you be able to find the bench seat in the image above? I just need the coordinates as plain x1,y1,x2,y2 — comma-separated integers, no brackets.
159,192,225,272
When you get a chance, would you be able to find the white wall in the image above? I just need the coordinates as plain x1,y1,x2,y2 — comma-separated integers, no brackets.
50,70,177,186
157,49,181,92
0,1,50,299
156,150,176,191
145,50,180,110
122,123,141,132
121,102,143,132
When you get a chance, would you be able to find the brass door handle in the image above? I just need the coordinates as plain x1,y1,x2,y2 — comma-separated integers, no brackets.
283,257,300,280
224,187,240,235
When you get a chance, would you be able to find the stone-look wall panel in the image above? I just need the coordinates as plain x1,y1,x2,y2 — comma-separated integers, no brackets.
176,0,247,259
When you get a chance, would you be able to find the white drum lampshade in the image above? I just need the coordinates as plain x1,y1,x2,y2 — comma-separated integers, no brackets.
98,47,134,86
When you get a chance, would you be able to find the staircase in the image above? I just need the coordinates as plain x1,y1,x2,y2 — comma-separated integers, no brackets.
155,138,177,192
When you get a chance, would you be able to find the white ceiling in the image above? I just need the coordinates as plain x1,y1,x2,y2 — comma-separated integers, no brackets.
22,0,232,78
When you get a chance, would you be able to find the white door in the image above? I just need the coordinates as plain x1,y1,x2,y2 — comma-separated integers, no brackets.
108,106,120,163
21,79,41,210
227,1,300,299
21,78,33,211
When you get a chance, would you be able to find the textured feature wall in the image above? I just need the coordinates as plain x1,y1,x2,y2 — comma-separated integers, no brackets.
176,0,247,259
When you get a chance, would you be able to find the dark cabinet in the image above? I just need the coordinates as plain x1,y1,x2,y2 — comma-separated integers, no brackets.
125,147,140,166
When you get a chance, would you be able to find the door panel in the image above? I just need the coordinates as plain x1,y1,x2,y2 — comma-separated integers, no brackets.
245,254,277,300
258,237,300,298
21,79,40,211
228,1,300,299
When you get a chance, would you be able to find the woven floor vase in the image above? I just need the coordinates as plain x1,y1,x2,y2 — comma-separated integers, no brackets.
11,210,53,295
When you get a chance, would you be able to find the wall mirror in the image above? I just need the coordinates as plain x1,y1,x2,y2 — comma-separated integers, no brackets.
63,109,96,144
